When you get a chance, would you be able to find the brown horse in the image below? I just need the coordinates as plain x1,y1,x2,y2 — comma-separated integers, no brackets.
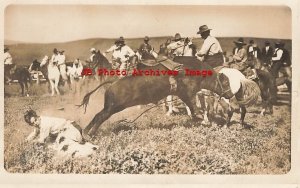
78,56,234,137
9,64,32,96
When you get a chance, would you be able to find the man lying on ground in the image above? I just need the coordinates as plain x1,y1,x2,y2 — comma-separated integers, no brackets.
24,110,98,158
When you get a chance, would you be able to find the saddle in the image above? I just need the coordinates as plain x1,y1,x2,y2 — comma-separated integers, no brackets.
158,56,183,71
140,59,159,67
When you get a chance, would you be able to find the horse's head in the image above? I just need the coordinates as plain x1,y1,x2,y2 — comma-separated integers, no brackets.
158,38,173,58
214,73,234,99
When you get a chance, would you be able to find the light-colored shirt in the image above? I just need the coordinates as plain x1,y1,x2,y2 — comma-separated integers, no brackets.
233,47,247,63
272,48,283,61
167,41,194,57
4,52,13,65
26,116,75,143
265,46,270,53
219,68,247,94
70,60,83,77
51,54,59,64
114,45,135,62
198,36,223,56
105,45,119,59
57,54,66,66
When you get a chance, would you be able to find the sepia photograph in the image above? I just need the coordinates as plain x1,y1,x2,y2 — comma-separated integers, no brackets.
2,2,295,177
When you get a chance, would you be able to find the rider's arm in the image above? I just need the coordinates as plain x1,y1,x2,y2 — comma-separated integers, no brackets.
197,40,210,57
272,49,283,61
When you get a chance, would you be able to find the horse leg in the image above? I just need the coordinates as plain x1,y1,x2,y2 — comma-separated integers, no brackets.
166,95,173,116
240,105,246,128
55,77,61,95
84,108,114,137
19,82,24,96
218,98,233,127
24,81,29,97
49,80,55,96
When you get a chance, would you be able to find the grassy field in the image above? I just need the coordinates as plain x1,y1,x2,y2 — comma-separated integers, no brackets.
4,37,291,174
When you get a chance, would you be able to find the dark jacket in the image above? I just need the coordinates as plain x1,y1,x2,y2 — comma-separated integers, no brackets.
261,46,274,66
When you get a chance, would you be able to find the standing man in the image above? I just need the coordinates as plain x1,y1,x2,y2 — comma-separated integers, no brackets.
4,46,13,83
261,40,274,67
196,25,224,68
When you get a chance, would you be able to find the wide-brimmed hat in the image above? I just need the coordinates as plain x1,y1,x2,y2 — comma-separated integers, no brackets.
234,38,246,45
173,33,182,41
144,36,150,41
197,25,212,34
59,50,65,53
90,48,96,52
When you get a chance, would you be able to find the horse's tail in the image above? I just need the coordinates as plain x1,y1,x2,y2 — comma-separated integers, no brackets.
236,79,261,106
76,79,115,113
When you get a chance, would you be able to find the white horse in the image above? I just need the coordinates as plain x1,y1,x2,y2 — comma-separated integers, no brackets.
66,59,83,94
40,55,61,96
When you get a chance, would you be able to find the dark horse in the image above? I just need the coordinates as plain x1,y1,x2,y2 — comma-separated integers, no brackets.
9,64,32,96
85,50,111,82
78,55,234,137
244,68,277,115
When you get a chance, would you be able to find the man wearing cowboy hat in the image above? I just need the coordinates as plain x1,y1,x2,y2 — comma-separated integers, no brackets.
4,46,14,83
138,36,155,60
196,25,224,68
104,40,121,69
113,36,135,77
229,38,248,71
166,33,195,57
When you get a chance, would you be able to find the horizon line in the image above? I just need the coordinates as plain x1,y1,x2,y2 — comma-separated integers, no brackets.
4,35,292,45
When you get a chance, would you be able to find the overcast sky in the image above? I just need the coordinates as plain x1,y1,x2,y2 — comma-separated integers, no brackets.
4,5,291,43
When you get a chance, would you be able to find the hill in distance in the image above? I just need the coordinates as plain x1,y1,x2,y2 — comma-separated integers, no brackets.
5,37,291,67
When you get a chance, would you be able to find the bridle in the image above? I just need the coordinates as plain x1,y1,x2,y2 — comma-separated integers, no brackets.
214,73,232,100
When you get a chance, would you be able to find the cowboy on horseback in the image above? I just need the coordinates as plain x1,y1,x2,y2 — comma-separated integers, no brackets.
195,25,225,117
4,46,14,84
196,25,224,68
114,36,135,77
138,36,156,60
228,38,248,71
57,50,68,83
104,40,120,69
